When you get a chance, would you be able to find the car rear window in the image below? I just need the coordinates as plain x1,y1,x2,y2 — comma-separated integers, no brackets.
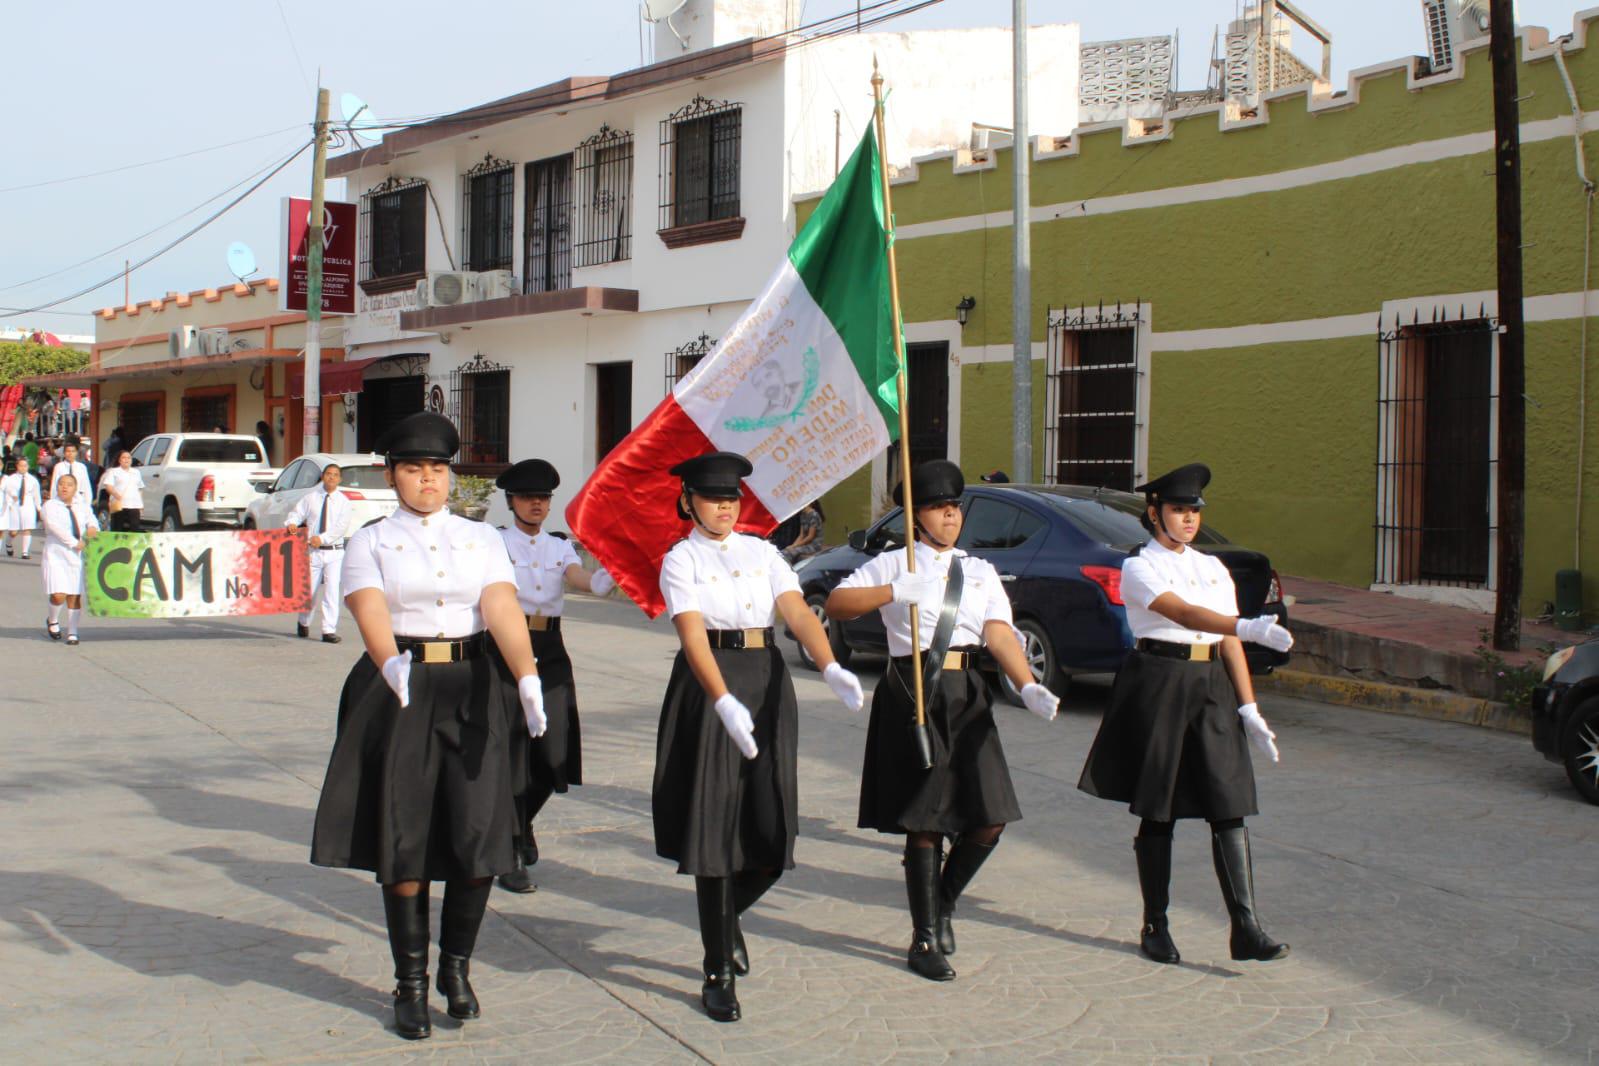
1047,494,1227,546
337,464,390,490
176,439,264,464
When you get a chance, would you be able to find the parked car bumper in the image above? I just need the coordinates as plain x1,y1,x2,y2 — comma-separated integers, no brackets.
1530,680,1567,761
197,507,247,526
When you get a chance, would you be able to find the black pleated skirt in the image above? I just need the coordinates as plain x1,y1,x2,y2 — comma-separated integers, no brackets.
496,628,582,826
652,645,799,877
310,650,519,883
858,649,1022,835
1077,650,1258,822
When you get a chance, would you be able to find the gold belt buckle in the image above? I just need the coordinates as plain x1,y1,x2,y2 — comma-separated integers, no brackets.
942,650,964,670
416,641,452,664
743,628,767,649
1191,642,1212,662
527,614,552,631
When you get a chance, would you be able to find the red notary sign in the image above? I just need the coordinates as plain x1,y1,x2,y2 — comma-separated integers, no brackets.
280,197,358,315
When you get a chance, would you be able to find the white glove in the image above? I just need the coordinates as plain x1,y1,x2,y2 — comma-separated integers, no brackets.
1235,615,1294,653
713,693,759,759
890,571,942,606
823,662,865,713
1019,682,1059,722
381,652,412,708
1237,702,1280,763
589,568,615,597
519,675,547,738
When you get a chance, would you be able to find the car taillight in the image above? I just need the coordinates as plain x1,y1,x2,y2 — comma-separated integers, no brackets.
1081,564,1124,605
342,489,365,500
196,475,215,503
1265,570,1283,605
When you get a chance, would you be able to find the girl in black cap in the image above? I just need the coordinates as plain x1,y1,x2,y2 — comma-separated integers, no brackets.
492,457,616,894
310,412,547,1040
655,450,865,1023
826,459,1060,982
1077,462,1294,965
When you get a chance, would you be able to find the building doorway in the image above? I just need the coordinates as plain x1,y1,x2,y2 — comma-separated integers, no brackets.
593,362,632,462
358,375,425,453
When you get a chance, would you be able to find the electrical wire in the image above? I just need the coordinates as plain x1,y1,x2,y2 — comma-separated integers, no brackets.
0,124,307,194
0,140,312,317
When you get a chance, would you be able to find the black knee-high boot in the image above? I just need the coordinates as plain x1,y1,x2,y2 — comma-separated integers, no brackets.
695,876,740,1022
382,888,432,1040
1211,826,1289,962
1134,836,1181,964
905,846,956,981
437,880,491,1019
730,870,780,976
938,836,997,956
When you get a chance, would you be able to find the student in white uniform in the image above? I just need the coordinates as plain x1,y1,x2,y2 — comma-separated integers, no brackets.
654,451,864,1023
2,455,42,558
309,413,545,1041
827,459,1059,982
40,473,99,645
491,458,615,894
98,449,146,532
48,438,91,508
285,462,355,643
1078,463,1295,966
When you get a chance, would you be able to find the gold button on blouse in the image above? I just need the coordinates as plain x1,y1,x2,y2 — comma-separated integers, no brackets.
429,545,437,552
437,571,445,578
436,598,445,606
732,570,741,577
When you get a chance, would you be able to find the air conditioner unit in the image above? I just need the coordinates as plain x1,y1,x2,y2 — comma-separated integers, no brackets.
168,325,200,358
1422,0,1493,72
197,328,231,356
421,271,477,307
475,270,515,300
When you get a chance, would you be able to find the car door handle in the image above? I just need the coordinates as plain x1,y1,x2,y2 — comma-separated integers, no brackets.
1000,574,1017,582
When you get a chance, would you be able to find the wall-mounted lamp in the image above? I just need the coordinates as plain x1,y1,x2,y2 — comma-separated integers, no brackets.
956,295,976,327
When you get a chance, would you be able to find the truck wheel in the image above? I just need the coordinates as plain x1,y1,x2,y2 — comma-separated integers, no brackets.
1001,617,1060,707
160,505,183,532
795,592,849,671
1562,699,1599,805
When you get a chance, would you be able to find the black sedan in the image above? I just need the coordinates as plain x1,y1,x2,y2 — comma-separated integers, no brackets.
1530,639,1599,805
787,484,1289,702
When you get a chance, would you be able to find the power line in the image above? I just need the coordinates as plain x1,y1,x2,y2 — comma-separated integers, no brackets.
273,0,315,95
0,124,306,194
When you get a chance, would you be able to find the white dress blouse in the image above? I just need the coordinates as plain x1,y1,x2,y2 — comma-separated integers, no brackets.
49,460,92,507
100,467,145,511
40,498,99,595
837,541,1014,657
1119,539,1239,644
501,528,581,617
287,487,357,548
341,507,516,639
659,529,801,630
1,472,40,529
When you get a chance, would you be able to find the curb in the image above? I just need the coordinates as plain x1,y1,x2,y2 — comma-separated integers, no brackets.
1257,668,1531,736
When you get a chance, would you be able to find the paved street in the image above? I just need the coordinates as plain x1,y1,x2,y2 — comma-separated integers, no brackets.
0,554,1594,1064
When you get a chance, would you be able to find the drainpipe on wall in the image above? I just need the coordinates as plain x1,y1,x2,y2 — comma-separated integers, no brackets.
1553,39,1594,571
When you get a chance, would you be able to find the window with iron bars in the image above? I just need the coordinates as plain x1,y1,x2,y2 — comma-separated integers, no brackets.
659,97,741,231
575,126,633,267
1044,304,1143,491
449,353,511,466
360,176,428,281
525,155,573,293
664,333,716,393
460,155,515,273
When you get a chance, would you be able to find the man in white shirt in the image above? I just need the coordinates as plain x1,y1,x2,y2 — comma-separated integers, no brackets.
49,439,91,508
286,463,356,642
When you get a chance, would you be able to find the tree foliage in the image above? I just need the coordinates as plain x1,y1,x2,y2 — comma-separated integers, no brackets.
0,341,90,387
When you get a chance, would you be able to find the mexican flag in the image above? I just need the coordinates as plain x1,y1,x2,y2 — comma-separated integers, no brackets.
567,123,900,617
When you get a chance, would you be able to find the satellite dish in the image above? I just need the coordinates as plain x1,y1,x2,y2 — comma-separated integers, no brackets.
340,92,385,144
226,241,258,283
643,0,687,20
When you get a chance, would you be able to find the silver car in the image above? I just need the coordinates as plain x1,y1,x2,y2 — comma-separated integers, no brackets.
244,452,399,532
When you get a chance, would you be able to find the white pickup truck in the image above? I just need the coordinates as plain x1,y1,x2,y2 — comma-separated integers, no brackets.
126,433,278,531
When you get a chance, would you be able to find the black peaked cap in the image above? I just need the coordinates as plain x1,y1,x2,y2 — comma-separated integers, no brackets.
893,459,964,507
1135,462,1211,506
497,458,561,494
376,412,459,461
670,451,753,499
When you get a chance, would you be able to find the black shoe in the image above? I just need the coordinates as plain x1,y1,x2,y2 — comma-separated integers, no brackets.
1134,835,1181,964
695,876,741,1022
905,846,956,981
46,620,60,641
65,635,79,647
296,622,309,638
435,953,480,1020
522,829,539,867
497,860,536,894
939,836,998,957
382,889,432,1040
1212,826,1289,962
20,553,29,560
322,632,342,644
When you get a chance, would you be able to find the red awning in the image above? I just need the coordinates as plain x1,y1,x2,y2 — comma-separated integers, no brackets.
288,357,380,400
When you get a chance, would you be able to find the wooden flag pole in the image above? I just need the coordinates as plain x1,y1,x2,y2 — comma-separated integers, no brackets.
873,59,934,769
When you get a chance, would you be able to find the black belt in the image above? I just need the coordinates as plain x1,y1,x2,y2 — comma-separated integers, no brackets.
1137,638,1217,662
313,544,343,551
892,646,979,672
395,632,487,664
526,614,562,632
706,627,773,650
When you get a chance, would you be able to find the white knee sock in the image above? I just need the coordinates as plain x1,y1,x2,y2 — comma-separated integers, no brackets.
66,608,80,637
47,602,62,624
19,532,30,554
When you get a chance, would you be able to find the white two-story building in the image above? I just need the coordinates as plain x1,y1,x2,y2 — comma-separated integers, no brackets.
328,0,1078,527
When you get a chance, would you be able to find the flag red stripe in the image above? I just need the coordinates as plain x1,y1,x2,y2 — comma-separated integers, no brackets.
566,394,777,618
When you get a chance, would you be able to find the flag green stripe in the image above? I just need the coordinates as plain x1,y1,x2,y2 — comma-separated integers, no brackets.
786,125,900,434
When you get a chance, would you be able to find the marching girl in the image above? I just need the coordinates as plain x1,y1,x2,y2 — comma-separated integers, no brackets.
40,473,98,645
309,413,546,1041
825,459,1059,982
99,449,146,532
1077,463,1294,965
654,451,864,1023
491,458,616,894
2,455,42,558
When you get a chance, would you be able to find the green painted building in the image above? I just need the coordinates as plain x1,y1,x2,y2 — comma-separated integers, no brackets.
802,12,1599,619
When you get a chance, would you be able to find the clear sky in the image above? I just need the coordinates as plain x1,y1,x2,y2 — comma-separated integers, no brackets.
0,0,1586,334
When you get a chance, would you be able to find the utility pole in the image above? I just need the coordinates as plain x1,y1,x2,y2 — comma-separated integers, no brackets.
1490,0,1525,651
1011,0,1032,483
303,86,331,458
